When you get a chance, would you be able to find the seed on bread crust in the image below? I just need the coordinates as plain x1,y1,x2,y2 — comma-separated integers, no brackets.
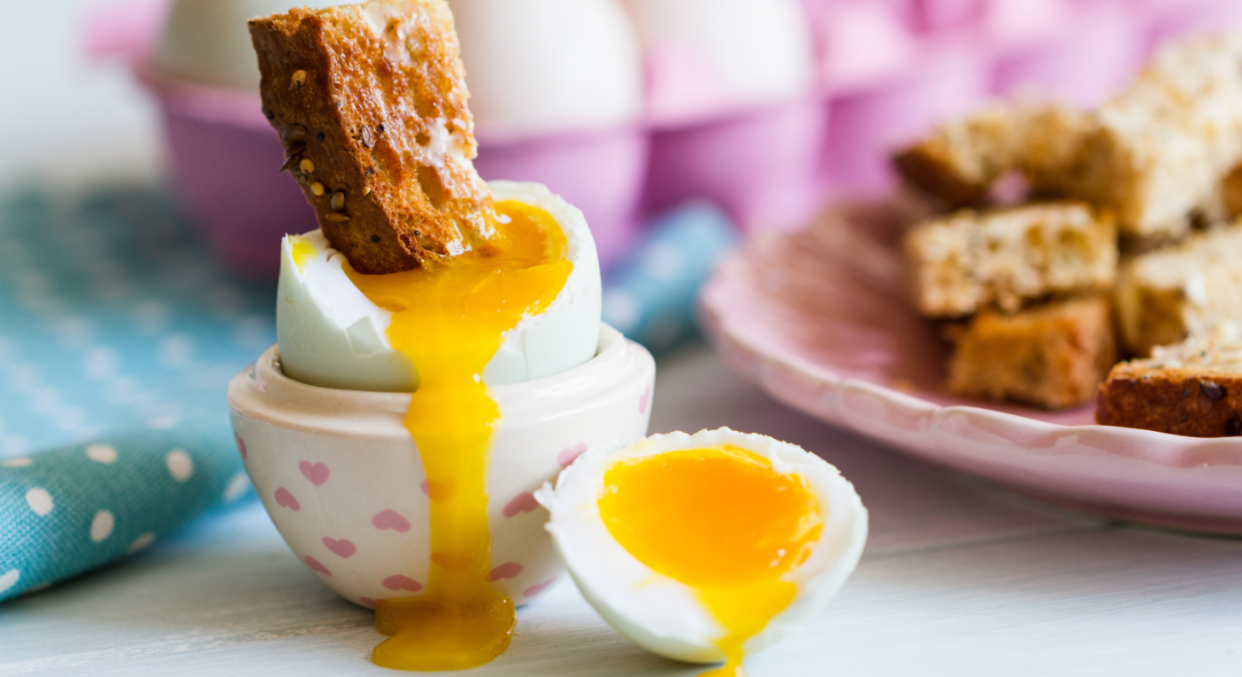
249,0,495,275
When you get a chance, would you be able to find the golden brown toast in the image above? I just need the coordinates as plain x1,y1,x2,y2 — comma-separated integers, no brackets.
1096,327,1242,436
905,202,1117,317
946,295,1116,410
249,0,494,274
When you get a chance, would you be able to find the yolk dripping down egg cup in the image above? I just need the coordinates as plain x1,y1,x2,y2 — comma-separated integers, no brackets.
228,182,655,615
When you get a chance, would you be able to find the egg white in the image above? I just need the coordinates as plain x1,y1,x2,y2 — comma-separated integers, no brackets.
622,0,815,106
536,428,868,664
451,0,643,136
276,180,602,392
155,0,342,90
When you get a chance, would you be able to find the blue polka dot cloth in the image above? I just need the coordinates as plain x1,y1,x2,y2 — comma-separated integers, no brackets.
602,202,739,353
0,187,274,602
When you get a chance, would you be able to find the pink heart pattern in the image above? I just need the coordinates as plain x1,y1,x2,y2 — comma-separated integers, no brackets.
639,385,651,414
523,577,558,598
274,487,300,511
489,562,524,581
503,492,539,518
420,479,429,496
372,509,411,532
235,435,247,460
359,597,379,608
323,537,356,558
557,442,588,468
304,556,332,577
383,575,423,591
299,461,330,486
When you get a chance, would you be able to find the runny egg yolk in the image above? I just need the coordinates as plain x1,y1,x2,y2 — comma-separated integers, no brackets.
344,200,573,671
597,445,824,677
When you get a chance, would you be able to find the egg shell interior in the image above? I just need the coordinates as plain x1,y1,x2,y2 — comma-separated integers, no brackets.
538,428,868,664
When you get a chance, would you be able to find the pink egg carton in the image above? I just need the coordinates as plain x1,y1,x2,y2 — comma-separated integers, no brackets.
88,0,1242,278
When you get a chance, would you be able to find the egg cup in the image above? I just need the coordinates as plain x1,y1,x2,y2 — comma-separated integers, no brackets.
228,323,655,609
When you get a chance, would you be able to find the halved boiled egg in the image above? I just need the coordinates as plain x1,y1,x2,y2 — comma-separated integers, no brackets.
276,180,602,392
538,428,868,676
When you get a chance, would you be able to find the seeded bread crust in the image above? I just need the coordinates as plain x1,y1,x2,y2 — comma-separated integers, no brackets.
905,202,1117,317
249,0,494,275
1096,329,1242,436
946,295,1116,410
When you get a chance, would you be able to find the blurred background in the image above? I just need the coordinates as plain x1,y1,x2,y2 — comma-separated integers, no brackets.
2,0,1242,608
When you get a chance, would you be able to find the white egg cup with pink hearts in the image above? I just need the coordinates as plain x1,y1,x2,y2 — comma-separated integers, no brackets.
227,323,655,610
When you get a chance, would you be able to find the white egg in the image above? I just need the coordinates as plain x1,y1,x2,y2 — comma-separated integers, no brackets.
621,0,816,108
537,428,868,666
155,0,342,89
276,180,602,392
448,0,643,135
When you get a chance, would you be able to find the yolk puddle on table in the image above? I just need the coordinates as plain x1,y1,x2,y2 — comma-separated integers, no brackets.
597,445,824,677
346,200,572,671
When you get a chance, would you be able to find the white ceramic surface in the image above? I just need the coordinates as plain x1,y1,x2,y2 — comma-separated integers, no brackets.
699,201,1242,533
228,324,656,608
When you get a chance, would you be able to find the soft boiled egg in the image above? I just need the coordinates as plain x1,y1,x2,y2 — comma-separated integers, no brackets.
155,0,342,89
448,0,643,136
276,180,602,392
538,428,868,676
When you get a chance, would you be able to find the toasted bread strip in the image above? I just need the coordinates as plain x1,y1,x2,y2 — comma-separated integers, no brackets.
893,101,1093,208
1114,223,1242,358
1070,35,1242,240
946,295,1116,410
905,202,1117,317
250,0,494,274
1096,327,1242,436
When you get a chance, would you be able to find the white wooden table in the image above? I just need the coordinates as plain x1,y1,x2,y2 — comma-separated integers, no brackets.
6,349,1242,676
6,4,1242,674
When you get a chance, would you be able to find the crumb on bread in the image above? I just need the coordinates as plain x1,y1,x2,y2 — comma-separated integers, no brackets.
249,0,495,275
946,295,1116,410
905,202,1117,317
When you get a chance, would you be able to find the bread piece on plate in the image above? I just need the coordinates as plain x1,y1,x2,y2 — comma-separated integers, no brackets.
1096,326,1242,436
905,202,1117,317
1070,34,1242,240
1115,223,1242,357
946,295,1116,410
249,0,495,274
893,101,1093,208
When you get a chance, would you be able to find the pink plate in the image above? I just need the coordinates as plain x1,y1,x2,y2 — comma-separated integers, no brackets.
700,200,1242,534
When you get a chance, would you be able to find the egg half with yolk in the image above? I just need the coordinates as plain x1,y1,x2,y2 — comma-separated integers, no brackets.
275,180,602,392
538,428,867,676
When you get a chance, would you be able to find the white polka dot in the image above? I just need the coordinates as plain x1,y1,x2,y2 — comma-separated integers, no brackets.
85,444,117,464
25,488,53,516
82,347,119,380
0,569,19,594
90,510,115,543
222,473,250,503
166,449,194,482
127,532,156,554
1,457,32,468
147,416,178,430
157,334,194,368
602,289,641,334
